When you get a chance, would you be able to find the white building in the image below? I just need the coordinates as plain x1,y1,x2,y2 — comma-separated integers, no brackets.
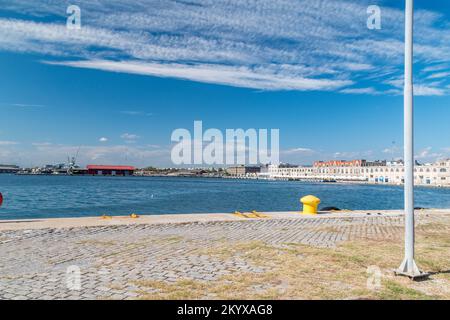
263,159,450,187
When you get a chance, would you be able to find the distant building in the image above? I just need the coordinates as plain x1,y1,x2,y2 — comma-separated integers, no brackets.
314,160,386,167
0,165,20,174
263,159,450,187
87,165,135,176
226,165,261,176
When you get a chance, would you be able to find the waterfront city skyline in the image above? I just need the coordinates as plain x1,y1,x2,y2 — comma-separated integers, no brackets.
1,0,450,167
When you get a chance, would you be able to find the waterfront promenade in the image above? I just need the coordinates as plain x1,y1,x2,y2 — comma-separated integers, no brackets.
1,210,449,300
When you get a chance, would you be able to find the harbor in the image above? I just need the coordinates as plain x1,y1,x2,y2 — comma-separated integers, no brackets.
2,157,450,188
2,175,450,220
0,0,449,303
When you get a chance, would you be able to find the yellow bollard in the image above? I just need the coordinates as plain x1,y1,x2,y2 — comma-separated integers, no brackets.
300,195,321,215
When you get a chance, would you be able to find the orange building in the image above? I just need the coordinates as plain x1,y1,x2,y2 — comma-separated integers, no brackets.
314,160,365,167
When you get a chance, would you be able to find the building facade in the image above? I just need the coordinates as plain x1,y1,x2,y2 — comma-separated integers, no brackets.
87,165,135,176
263,159,450,187
226,166,261,176
0,165,20,174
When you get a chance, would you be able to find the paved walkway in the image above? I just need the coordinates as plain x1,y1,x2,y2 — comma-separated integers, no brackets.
0,210,448,300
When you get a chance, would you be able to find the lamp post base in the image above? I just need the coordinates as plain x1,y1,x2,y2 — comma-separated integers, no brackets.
395,258,429,280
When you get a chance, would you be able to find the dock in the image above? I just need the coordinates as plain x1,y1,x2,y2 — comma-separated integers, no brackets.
1,209,449,300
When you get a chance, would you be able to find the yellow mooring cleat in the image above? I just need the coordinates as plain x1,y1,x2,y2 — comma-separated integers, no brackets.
300,195,321,215
233,211,247,218
233,211,269,219
251,210,269,218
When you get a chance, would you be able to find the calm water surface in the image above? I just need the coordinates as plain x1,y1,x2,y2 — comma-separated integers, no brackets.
1,175,450,220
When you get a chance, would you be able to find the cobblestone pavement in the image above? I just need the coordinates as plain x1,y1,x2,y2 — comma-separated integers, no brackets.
0,213,445,300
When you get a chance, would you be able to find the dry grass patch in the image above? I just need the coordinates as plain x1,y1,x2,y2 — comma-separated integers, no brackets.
76,239,118,246
136,217,450,300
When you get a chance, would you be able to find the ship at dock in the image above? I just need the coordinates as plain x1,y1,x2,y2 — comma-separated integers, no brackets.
15,150,134,176
15,148,88,176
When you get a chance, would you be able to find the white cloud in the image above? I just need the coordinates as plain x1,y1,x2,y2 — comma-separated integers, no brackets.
422,64,450,73
31,142,52,147
99,137,108,142
415,147,443,161
427,72,450,80
436,150,450,161
383,147,399,154
0,102,44,108
333,150,374,159
12,103,44,107
120,133,140,143
386,79,447,96
340,63,374,71
120,111,153,117
340,87,379,95
8,143,172,167
0,0,447,94
278,147,319,164
0,141,18,146
282,148,316,155
414,85,446,97
120,133,140,140
45,59,352,91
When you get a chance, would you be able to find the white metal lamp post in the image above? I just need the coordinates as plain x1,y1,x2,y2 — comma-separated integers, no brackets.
395,0,428,280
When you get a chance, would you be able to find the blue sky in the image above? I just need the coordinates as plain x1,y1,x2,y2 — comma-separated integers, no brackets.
0,0,449,167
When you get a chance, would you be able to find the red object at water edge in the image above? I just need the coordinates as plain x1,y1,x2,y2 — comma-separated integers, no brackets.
0,193,3,207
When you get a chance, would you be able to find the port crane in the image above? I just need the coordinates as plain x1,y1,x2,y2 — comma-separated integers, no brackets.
67,146,81,175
